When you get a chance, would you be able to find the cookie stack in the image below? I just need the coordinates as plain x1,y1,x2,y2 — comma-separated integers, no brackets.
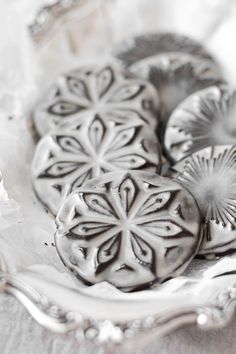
31,33,236,292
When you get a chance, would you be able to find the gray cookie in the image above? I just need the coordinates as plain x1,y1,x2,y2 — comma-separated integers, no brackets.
114,32,215,67
130,53,223,141
33,63,159,136
55,170,202,292
32,114,162,215
169,145,236,256
165,85,236,163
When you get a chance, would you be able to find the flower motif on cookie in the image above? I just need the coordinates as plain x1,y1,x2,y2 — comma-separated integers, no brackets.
55,171,201,291
33,64,159,136
32,116,160,215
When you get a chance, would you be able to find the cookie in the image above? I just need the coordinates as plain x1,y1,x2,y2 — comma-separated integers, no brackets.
165,85,236,163
114,32,214,67
130,53,223,141
55,170,202,292
169,145,236,256
33,63,159,136
32,114,162,215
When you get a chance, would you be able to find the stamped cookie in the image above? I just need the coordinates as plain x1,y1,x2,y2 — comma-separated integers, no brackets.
55,170,202,292
33,63,159,136
32,115,161,215
170,145,236,256
114,32,214,67
130,53,223,140
165,86,236,163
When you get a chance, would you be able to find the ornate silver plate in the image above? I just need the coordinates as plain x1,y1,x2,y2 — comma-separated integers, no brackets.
1,4,236,350
28,0,100,43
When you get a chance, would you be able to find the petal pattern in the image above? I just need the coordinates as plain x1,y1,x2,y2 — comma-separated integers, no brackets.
108,154,147,170
71,221,113,238
130,232,155,273
109,83,144,102
96,234,121,274
83,193,117,217
88,116,106,150
118,176,138,213
66,76,90,100
107,127,136,151
42,161,82,178
95,66,114,98
48,100,82,116
71,170,92,190
137,192,172,216
56,135,86,155
141,220,184,238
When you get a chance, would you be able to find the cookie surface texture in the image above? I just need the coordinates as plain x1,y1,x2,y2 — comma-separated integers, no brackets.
55,170,202,292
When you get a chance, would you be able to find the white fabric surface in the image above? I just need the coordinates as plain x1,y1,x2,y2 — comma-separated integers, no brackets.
1,0,236,353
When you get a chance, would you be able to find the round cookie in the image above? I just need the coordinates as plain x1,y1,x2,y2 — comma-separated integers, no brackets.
32,114,162,215
114,32,214,67
33,63,159,136
130,53,223,141
165,85,236,163
55,170,202,292
169,145,236,256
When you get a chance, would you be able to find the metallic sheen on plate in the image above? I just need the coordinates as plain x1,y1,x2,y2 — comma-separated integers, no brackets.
33,63,159,136
165,85,236,163
29,0,100,43
55,170,202,292
170,145,236,256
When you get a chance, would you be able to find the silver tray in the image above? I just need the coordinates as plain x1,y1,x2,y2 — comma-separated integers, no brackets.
1,0,236,350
